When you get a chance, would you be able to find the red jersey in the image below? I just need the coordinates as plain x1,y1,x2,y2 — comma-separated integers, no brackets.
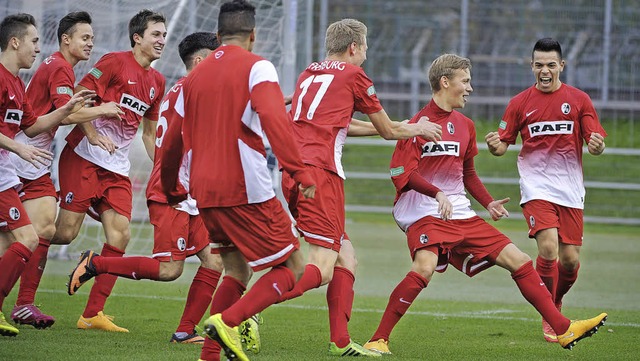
11,52,75,179
498,84,607,209
66,51,165,176
390,100,478,231
289,60,382,178
146,78,197,215
0,64,38,192
181,44,313,207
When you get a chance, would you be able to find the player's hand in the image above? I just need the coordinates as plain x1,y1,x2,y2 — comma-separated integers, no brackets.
64,90,96,114
487,197,510,221
284,94,293,106
587,132,605,155
101,102,125,121
299,184,316,199
416,116,442,142
435,191,452,221
485,131,501,150
88,133,118,155
15,143,53,168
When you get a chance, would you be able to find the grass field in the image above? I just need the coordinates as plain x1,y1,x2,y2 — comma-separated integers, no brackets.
1,217,639,360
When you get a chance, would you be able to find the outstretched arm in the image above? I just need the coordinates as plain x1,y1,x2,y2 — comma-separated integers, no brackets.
368,110,442,141
0,133,53,168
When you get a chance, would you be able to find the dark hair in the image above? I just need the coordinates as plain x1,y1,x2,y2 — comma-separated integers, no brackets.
128,9,165,48
57,11,92,45
0,13,36,51
218,0,256,38
178,32,219,68
532,38,562,60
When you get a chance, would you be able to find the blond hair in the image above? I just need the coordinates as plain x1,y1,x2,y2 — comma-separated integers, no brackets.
325,18,367,56
428,53,472,92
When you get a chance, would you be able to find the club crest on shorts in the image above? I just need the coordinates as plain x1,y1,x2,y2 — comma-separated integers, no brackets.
177,237,186,251
529,215,536,228
9,207,20,221
419,234,428,244
447,122,455,135
65,192,74,204
561,103,571,115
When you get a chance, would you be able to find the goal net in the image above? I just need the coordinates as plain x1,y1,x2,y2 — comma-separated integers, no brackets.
6,0,291,257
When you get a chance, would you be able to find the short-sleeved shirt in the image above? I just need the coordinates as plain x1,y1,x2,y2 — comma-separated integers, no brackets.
0,64,38,192
10,52,75,179
499,84,607,209
66,51,165,176
288,60,383,178
391,100,477,231
146,77,197,215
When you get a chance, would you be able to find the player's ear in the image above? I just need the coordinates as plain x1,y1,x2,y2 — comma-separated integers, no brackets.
440,75,449,89
61,33,70,45
249,28,256,43
10,36,20,50
133,32,142,46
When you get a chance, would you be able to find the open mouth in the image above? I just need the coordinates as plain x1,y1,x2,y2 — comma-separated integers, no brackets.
539,76,552,85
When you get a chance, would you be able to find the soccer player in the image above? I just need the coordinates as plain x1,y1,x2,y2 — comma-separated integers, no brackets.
50,9,166,333
67,32,236,345
161,1,316,360
6,11,124,330
0,13,94,337
485,38,607,343
363,53,606,354
278,18,441,357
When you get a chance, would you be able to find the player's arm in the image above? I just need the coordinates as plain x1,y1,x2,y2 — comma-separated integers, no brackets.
485,131,509,156
23,90,95,137
462,157,509,221
0,133,52,168
72,85,118,154
587,132,605,155
368,110,442,141
62,101,123,125
141,116,157,161
347,118,378,136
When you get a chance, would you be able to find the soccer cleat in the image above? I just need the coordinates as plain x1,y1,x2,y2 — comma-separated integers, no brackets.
364,339,392,355
542,318,558,343
67,250,98,295
239,313,263,354
170,330,205,344
557,313,607,350
203,313,248,361
0,312,19,337
77,311,129,332
11,304,55,329
329,340,382,357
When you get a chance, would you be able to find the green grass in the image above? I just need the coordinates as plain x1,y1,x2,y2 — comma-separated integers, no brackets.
1,219,639,360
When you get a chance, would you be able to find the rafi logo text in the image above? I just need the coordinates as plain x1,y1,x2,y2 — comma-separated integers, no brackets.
528,121,574,137
120,94,150,116
421,141,460,157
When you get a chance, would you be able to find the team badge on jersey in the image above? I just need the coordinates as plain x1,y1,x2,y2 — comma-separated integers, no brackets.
214,50,224,59
447,122,455,135
89,67,102,79
9,207,20,221
367,85,376,96
499,120,507,130
4,109,23,125
57,86,73,95
561,103,571,115
390,166,405,176
150,87,156,100
65,192,74,204
177,237,187,252
419,234,428,244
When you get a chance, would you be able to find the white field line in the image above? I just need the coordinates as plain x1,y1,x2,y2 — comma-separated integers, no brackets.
38,288,639,328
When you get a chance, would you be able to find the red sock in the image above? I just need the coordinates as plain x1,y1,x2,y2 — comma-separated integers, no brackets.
200,276,246,361
16,238,50,306
556,262,579,306
512,260,570,334
327,267,355,348
0,242,32,310
222,265,295,327
176,267,221,333
279,264,322,302
371,271,428,342
535,256,557,301
92,255,160,280
82,244,124,318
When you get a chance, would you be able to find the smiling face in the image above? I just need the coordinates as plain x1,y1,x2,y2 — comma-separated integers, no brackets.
65,22,94,62
532,50,564,93
17,24,40,69
445,67,473,109
135,21,166,62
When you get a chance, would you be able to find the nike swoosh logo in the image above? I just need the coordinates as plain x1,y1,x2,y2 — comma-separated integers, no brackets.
526,109,537,117
272,282,282,296
80,320,92,327
539,283,545,286
128,80,137,85
399,298,411,305
132,272,138,280
9,95,15,100
560,331,574,339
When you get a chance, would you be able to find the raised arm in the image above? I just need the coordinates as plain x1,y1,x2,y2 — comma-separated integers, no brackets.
485,131,509,156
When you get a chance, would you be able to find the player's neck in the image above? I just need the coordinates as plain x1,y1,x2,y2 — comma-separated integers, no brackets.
0,53,20,76
132,47,154,69
432,94,454,112
59,48,81,67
